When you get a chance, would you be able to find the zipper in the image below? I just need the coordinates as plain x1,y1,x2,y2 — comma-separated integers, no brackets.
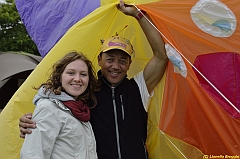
101,76,123,159
142,140,148,159
120,95,124,120
112,87,122,159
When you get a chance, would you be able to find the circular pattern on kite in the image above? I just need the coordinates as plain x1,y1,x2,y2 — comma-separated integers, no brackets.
165,44,187,78
190,0,236,37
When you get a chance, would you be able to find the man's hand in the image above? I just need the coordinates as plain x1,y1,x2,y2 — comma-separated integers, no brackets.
19,113,36,138
117,0,138,17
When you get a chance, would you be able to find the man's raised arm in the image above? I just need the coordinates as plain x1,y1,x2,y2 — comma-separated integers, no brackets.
118,0,168,93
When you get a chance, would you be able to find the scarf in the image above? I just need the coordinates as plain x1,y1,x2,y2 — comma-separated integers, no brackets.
62,100,90,122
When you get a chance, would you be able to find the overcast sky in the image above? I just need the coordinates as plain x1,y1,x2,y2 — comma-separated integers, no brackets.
0,0,5,3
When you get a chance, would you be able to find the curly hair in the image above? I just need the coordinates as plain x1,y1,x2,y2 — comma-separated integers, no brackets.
35,51,100,108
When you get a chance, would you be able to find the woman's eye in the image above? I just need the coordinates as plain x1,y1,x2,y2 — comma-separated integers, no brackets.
67,72,74,75
81,73,87,76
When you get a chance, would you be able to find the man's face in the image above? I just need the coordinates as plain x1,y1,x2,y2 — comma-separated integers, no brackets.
98,49,132,86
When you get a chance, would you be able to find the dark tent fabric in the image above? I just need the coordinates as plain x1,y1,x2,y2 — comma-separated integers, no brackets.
0,52,42,109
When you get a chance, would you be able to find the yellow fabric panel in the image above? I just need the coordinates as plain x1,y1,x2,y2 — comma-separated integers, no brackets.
147,128,204,159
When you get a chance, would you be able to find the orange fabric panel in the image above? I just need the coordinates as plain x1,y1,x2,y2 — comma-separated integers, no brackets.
139,0,240,155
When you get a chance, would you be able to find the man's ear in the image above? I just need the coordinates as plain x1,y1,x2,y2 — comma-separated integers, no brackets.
129,59,132,65
98,54,102,66
127,59,132,70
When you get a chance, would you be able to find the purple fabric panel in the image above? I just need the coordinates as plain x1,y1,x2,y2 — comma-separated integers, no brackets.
15,0,100,57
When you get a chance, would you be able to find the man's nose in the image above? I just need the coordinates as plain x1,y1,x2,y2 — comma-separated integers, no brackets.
112,61,120,69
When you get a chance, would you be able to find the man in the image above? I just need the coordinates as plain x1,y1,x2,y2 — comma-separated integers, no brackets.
19,1,168,159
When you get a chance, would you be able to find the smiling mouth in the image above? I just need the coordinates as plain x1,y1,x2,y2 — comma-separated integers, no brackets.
70,84,82,87
110,71,120,75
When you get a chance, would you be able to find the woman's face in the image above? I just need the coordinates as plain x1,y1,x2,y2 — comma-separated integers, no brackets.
60,59,89,99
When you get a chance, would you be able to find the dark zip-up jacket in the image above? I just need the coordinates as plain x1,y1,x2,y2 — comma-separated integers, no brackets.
90,71,148,159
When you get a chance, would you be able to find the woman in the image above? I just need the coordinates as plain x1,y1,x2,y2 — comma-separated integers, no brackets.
20,51,100,159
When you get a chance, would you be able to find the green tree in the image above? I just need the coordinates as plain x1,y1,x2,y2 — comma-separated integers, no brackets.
0,0,40,55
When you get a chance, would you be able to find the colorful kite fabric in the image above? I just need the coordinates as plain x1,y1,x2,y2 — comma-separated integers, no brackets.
0,0,239,159
15,0,101,57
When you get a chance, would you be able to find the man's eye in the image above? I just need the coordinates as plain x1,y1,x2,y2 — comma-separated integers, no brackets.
120,60,126,64
107,58,113,62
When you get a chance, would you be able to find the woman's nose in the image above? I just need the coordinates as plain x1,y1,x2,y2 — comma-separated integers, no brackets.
74,74,81,82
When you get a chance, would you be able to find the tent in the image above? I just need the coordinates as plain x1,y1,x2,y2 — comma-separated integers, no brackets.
0,52,42,110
